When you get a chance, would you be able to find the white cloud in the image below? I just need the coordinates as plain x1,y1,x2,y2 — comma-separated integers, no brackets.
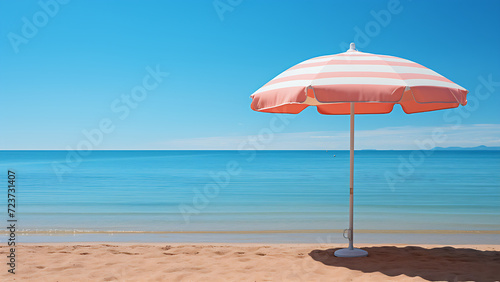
152,124,500,150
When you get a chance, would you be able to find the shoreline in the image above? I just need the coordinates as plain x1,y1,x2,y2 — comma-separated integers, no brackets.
5,229,500,234
11,230,500,245
12,242,500,248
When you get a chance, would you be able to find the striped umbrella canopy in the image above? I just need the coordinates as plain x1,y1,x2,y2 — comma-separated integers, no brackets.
250,43,468,257
251,43,467,114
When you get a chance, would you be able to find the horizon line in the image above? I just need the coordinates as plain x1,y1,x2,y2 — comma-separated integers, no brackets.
1,147,499,152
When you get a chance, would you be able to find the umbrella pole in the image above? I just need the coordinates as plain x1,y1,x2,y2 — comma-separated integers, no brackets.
334,102,368,257
349,102,354,250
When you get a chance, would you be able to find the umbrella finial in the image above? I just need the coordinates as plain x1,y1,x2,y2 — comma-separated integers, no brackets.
348,42,357,52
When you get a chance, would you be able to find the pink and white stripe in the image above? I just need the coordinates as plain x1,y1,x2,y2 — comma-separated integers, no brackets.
250,48,468,114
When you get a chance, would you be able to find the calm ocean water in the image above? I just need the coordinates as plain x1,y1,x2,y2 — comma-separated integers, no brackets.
1,150,499,243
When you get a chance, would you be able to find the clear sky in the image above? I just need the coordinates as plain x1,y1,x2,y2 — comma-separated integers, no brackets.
1,0,499,150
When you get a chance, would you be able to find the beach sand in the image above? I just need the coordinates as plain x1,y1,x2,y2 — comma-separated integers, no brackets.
1,243,499,281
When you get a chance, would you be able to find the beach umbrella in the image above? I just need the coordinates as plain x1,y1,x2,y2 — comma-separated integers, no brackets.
250,43,468,257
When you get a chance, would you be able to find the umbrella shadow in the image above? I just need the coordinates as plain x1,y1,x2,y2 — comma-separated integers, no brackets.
309,246,500,281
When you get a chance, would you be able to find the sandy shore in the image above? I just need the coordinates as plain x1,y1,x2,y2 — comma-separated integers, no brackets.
1,243,499,281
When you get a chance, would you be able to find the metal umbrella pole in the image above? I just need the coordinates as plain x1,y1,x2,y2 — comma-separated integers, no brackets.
334,102,368,257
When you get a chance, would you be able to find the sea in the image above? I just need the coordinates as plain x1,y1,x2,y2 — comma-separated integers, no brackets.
1,150,499,244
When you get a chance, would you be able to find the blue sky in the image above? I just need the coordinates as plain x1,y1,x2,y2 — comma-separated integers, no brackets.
1,0,499,150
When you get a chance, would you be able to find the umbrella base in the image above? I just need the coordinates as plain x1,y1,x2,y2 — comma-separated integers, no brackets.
334,247,368,258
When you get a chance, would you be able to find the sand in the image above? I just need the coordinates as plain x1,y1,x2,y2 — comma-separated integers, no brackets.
1,243,499,281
